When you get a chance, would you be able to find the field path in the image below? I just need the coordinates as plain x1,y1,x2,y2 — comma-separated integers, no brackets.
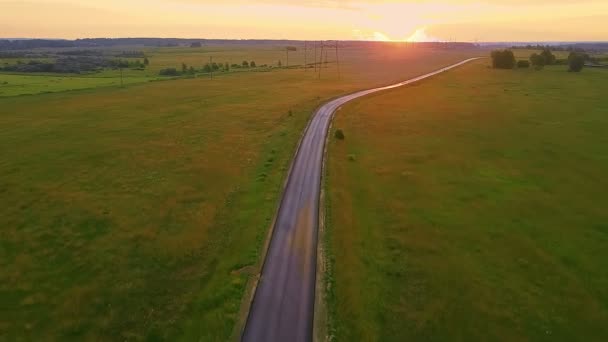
242,58,481,342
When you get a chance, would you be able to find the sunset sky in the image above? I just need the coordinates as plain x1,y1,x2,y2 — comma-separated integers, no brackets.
1,0,606,42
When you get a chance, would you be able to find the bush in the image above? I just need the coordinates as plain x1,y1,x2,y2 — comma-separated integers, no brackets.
530,53,545,69
334,129,345,140
540,48,556,65
250,61,256,67
568,52,585,72
491,49,516,69
530,49,556,69
517,60,530,68
242,61,249,68
159,68,179,76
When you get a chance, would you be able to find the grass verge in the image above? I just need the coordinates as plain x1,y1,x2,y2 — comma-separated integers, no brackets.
326,60,608,341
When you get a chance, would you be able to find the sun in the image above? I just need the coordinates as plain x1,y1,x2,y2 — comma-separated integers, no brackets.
372,27,437,42
406,27,435,42
373,32,392,42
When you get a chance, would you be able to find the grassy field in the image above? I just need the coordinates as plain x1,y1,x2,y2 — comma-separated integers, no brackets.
1,44,477,97
0,73,154,97
326,60,608,340
0,44,477,340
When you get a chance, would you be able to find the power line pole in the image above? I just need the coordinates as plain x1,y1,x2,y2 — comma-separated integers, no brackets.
318,41,324,79
314,41,317,72
335,41,341,79
304,41,307,72
286,48,289,68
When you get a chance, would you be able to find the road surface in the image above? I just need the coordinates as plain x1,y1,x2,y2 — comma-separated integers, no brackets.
242,58,480,342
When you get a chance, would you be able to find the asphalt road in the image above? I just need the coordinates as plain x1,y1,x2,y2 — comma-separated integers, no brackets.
242,58,480,342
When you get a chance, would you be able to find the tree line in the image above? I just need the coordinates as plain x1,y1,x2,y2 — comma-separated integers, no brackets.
1,56,149,74
159,60,268,76
491,48,589,72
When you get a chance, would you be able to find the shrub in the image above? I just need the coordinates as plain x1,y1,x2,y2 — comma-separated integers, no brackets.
334,129,345,140
568,52,585,72
242,61,249,68
159,68,179,76
250,61,256,67
491,49,516,69
530,53,545,69
540,48,556,65
517,60,530,68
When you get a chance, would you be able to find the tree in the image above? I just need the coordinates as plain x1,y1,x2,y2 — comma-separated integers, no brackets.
143,57,149,66
517,60,530,68
568,52,585,72
225,62,229,71
188,66,195,74
190,42,202,48
250,61,256,67
182,63,187,74
540,48,556,65
530,53,545,69
278,60,282,67
491,49,515,69
242,60,249,68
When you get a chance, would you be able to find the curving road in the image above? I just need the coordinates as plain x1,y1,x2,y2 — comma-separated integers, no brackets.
242,58,481,342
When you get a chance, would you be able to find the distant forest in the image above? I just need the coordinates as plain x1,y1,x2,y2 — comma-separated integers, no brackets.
0,38,480,50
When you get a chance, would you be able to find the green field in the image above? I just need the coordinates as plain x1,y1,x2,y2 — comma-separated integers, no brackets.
0,44,477,97
326,60,608,340
0,73,155,97
0,44,477,340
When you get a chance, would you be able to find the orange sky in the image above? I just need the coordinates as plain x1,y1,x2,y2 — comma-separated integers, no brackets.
1,0,606,42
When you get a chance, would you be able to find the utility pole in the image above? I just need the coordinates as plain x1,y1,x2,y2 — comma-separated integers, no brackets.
304,41,307,72
335,41,341,79
314,41,317,72
318,41,324,79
